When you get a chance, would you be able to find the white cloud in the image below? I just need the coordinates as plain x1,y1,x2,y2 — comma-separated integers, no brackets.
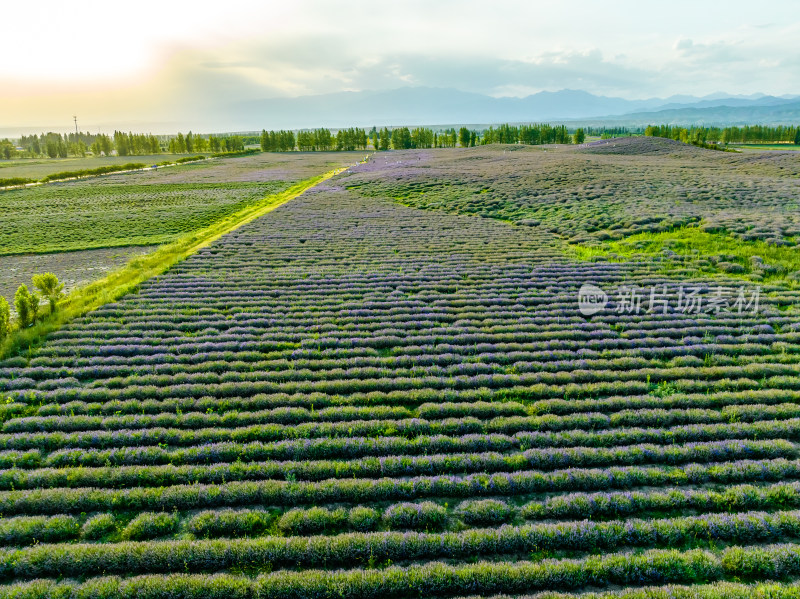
2,0,799,128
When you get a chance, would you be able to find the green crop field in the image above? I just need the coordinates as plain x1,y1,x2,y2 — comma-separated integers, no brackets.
0,154,179,181
0,151,361,312
0,152,363,256
730,143,800,151
0,180,287,255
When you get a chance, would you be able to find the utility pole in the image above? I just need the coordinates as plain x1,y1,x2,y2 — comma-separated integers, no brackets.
73,116,79,141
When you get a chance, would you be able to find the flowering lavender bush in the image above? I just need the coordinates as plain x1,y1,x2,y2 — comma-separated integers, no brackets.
185,509,274,539
382,501,448,530
121,512,178,541
277,507,347,535
81,513,118,540
347,506,380,532
456,499,515,525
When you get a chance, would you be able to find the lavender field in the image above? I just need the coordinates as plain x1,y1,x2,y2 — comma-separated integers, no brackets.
1,142,800,598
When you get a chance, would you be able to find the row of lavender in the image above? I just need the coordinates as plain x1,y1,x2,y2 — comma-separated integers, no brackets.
4,481,800,546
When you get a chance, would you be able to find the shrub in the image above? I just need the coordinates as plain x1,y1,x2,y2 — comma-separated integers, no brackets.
82,513,118,540
14,285,33,327
173,155,207,164
32,273,65,314
39,163,147,183
185,509,273,538
347,506,380,531
121,512,178,540
0,296,9,339
383,501,448,530
717,261,747,274
0,514,79,545
0,177,35,187
277,507,347,535
456,499,514,525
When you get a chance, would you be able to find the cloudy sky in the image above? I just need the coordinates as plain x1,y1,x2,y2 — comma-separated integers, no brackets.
3,0,799,132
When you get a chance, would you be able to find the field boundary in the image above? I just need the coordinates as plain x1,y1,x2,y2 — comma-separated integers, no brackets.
0,156,210,191
0,167,344,360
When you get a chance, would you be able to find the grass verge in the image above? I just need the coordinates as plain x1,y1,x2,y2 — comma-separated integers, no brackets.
572,226,800,282
0,156,211,190
0,168,342,360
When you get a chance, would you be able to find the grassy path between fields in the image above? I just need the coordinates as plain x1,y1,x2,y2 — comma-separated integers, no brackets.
0,167,344,360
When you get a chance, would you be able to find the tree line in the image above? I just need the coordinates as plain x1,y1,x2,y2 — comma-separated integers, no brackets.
5,121,800,161
167,133,244,154
259,124,586,152
645,124,800,145
22,121,800,161
3,131,250,160
481,123,579,145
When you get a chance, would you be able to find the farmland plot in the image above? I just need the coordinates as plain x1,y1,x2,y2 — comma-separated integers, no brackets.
0,152,363,316
0,152,364,256
0,144,799,597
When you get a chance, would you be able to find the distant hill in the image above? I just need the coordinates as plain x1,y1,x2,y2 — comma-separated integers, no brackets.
6,88,798,137
574,101,800,128
227,88,650,129
222,88,800,130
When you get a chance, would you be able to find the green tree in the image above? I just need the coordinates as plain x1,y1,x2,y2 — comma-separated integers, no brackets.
392,127,412,149
0,140,17,159
379,128,391,151
555,125,571,144
32,273,64,314
114,131,131,156
411,127,434,149
314,129,333,151
573,128,586,144
795,128,800,146
297,131,314,151
149,135,161,154
260,130,271,152
29,292,40,322
175,133,187,153
458,127,471,148
14,285,33,327
0,297,9,340
97,134,113,156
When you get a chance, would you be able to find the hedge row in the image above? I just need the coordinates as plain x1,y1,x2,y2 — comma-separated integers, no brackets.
9,401,800,434
2,458,799,516
6,544,800,598
24,417,800,474
1,510,799,579
1,439,788,490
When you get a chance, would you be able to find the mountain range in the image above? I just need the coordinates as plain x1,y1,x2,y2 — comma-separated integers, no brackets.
221,88,800,131
4,89,799,138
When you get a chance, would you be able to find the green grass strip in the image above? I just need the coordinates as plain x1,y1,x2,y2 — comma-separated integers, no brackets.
572,226,800,282
0,168,343,360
